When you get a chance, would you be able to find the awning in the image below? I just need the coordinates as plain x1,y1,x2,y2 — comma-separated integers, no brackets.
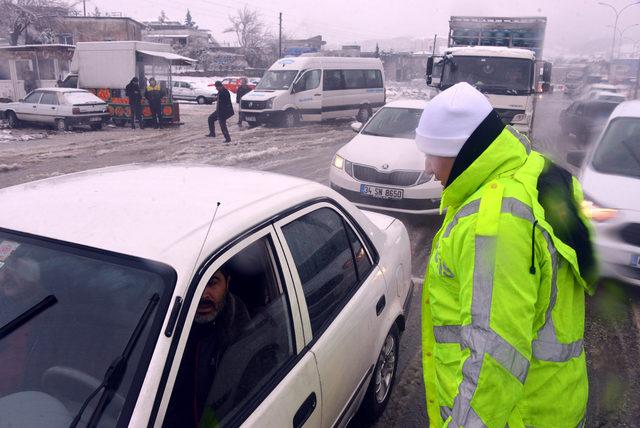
136,49,197,65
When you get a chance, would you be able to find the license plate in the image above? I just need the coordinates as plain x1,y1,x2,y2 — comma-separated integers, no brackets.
631,255,640,268
360,184,403,200
90,117,102,122
245,116,257,122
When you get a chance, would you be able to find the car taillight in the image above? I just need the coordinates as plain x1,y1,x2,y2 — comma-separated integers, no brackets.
72,107,80,114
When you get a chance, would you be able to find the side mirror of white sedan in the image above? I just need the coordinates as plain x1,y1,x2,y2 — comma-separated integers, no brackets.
351,122,362,133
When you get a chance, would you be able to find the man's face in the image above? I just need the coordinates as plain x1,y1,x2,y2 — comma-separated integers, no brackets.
195,270,228,324
149,79,156,86
426,155,456,186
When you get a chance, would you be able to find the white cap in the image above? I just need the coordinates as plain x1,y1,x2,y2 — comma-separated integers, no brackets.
415,82,493,157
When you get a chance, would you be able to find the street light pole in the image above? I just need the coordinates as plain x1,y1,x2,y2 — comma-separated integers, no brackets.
599,1,640,60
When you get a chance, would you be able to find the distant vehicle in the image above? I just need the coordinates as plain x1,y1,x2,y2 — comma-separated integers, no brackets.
580,83,620,98
330,100,442,214
0,165,413,428
560,99,621,145
0,88,108,131
240,56,385,128
208,77,256,93
249,77,261,86
569,100,640,287
582,90,626,103
164,80,217,104
563,65,588,97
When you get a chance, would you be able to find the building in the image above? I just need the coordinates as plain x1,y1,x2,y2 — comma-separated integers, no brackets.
142,21,216,47
51,16,145,45
283,35,326,56
380,51,429,81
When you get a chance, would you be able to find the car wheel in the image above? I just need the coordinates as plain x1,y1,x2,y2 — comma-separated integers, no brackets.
356,105,372,123
90,122,103,131
361,324,399,422
6,111,19,128
197,96,206,105
55,118,69,132
282,110,298,128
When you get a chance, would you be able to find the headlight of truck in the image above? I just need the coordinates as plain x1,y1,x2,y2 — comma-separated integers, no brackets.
512,114,528,124
582,200,617,222
333,154,345,169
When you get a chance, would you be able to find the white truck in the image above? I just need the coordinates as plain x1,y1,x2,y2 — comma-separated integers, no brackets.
426,16,552,136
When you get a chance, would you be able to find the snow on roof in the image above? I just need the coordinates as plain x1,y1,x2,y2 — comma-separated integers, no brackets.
446,46,535,60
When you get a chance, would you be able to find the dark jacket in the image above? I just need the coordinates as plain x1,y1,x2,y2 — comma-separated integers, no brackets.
236,84,252,103
216,87,234,120
125,80,142,104
145,84,164,105
165,292,249,427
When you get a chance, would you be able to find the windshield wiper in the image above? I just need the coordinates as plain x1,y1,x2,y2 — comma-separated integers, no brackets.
69,293,160,428
362,131,387,137
0,295,57,340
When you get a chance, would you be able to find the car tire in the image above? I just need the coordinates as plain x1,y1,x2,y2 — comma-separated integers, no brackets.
197,96,206,105
356,105,372,123
90,122,103,131
361,324,399,423
55,118,69,132
6,111,19,128
282,109,298,128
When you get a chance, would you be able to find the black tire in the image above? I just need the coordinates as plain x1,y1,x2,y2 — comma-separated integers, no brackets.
282,109,298,128
196,96,206,105
55,118,69,131
356,105,372,123
6,111,19,129
90,122,103,130
361,324,400,423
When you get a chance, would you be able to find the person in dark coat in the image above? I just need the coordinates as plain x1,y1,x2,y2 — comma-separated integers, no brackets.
207,81,234,142
235,78,252,127
145,77,164,129
125,77,144,129
164,266,249,427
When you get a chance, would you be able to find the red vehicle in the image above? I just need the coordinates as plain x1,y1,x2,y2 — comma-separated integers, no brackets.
209,77,256,93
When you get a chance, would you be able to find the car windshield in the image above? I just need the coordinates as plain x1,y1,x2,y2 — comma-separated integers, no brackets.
255,70,299,90
0,231,172,427
592,117,640,178
441,56,532,94
361,107,423,139
63,92,104,105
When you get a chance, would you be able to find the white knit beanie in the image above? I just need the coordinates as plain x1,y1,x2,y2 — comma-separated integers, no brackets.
415,82,493,157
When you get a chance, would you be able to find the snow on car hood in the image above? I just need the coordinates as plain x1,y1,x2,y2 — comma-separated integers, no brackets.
337,133,426,172
582,165,640,211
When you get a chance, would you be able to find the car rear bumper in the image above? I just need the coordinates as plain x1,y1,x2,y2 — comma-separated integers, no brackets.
65,113,109,125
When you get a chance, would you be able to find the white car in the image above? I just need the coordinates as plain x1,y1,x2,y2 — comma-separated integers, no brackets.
0,88,109,131
0,165,413,427
582,90,626,103
330,100,442,214
170,80,218,104
571,100,640,286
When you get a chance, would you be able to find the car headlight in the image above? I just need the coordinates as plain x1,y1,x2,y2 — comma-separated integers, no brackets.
512,114,528,124
333,154,345,169
582,200,617,222
416,171,434,185
265,98,274,109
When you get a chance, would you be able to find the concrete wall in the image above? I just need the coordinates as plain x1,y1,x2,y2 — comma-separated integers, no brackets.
57,17,143,43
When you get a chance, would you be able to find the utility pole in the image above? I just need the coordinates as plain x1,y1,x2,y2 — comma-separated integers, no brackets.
83,0,86,16
278,12,282,59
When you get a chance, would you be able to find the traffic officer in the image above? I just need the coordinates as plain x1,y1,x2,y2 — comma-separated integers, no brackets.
145,77,164,129
416,82,597,427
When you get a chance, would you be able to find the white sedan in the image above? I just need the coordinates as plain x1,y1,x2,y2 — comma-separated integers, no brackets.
572,100,640,286
330,100,442,214
0,165,413,427
0,88,109,131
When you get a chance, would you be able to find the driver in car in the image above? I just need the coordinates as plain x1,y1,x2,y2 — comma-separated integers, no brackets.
165,265,250,427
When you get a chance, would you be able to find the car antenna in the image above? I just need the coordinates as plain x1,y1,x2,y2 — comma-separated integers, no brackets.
191,202,221,278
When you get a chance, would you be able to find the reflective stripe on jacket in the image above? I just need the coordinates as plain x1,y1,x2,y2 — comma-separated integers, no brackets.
422,126,596,428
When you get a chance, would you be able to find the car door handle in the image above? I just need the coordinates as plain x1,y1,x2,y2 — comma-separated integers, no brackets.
376,295,386,316
293,392,316,428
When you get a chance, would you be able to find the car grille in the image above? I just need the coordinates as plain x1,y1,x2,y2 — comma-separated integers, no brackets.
495,109,524,125
241,100,267,110
352,164,421,187
620,223,640,247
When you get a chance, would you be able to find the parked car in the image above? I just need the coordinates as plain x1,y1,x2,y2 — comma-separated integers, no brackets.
217,76,256,93
0,88,109,131
330,100,442,214
559,99,621,145
0,165,413,427
169,80,218,104
581,90,626,103
569,100,640,286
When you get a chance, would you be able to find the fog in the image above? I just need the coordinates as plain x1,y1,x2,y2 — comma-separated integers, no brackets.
92,0,640,56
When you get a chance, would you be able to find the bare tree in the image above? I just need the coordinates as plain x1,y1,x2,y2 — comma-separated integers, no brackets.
224,7,269,68
158,10,168,24
92,6,100,17
0,0,74,46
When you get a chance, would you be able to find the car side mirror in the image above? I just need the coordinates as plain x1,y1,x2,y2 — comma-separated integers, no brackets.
351,122,362,133
567,150,586,168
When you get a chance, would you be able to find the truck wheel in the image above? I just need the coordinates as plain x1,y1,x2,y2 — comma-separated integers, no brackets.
361,324,399,423
6,111,19,129
282,110,298,128
55,118,69,132
196,96,206,105
356,105,372,123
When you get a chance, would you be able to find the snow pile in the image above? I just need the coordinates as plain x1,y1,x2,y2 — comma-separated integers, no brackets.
224,146,279,164
0,163,22,172
0,130,48,143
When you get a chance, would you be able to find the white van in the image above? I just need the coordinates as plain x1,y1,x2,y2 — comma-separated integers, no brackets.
240,56,386,127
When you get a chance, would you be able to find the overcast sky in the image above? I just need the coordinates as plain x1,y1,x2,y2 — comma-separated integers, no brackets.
87,0,640,54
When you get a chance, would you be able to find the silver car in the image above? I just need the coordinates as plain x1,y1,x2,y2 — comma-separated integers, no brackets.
170,80,218,104
0,88,109,131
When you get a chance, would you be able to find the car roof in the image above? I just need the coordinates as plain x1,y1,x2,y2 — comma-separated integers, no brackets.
610,100,640,120
382,99,426,109
0,165,324,279
32,88,90,93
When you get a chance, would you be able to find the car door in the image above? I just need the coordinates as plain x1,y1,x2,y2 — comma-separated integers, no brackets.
171,81,184,100
322,70,346,120
275,203,386,427
292,69,322,122
16,90,43,122
182,82,196,100
157,227,321,428
36,91,60,124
